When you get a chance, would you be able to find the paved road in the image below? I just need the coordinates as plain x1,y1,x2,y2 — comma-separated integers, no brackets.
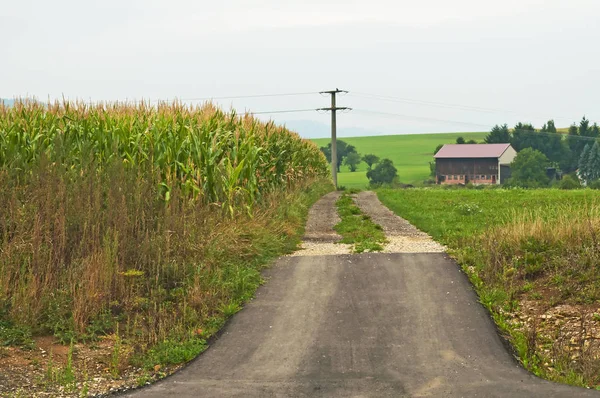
125,252,598,397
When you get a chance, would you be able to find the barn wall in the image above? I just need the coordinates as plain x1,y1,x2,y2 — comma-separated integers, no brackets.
436,158,499,184
499,146,517,165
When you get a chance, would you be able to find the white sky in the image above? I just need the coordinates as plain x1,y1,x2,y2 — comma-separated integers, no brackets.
3,0,600,136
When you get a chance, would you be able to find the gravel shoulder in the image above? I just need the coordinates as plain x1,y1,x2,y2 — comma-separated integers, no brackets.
291,191,352,256
353,191,446,254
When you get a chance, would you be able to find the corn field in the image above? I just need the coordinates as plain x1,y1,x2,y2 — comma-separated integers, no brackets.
0,100,330,354
0,100,328,213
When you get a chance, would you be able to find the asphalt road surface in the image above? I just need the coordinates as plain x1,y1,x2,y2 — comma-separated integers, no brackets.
124,193,598,397
125,254,599,397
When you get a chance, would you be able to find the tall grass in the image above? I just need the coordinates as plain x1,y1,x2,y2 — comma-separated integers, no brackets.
0,100,330,357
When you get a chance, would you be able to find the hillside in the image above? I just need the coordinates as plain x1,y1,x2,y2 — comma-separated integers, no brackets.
312,131,487,188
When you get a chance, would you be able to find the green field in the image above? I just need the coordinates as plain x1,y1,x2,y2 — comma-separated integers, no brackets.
377,188,600,388
312,132,487,188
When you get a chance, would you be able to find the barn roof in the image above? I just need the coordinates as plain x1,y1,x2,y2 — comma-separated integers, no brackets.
434,143,512,159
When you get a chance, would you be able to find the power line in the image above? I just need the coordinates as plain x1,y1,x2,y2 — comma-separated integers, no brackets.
353,109,490,129
161,91,319,103
244,108,318,115
351,92,582,122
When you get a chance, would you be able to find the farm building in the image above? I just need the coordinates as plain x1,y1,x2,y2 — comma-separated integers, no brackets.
434,143,517,185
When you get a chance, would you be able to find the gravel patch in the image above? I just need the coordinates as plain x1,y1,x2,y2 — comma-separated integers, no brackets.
291,190,445,256
289,241,352,256
354,191,445,253
302,191,342,243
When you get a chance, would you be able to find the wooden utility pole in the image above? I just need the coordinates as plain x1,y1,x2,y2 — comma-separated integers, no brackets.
318,88,350,188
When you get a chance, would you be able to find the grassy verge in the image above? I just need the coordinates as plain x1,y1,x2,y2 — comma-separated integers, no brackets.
377,187,600,389
334,193,387,253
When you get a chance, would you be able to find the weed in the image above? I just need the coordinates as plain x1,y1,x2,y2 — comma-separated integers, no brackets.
334,193,387,253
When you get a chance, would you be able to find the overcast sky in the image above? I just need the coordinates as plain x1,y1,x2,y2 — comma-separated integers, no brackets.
3,0,600,136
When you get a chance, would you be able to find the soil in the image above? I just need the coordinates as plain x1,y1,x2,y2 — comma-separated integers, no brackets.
0,334,180,397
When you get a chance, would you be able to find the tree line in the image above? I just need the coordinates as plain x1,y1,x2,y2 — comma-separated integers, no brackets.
433,117,600,188
485,117,599,173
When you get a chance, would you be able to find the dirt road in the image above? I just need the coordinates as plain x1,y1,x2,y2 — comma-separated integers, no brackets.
124,192,597,397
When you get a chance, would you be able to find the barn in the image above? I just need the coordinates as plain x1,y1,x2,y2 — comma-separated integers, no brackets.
434,143,517,185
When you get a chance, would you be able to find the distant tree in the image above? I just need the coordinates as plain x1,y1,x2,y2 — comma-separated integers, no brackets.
510,122,536,152
466,139,478,144
433,144,444,155
586,141,600,182
344,152,362,172
579,144,592,182
591,123,600,138
484,124,510,144
565,117,593,172
539,120,569,167
319,140,357,172
456,136,466,144
362,154,380,170
508,148,550,188
367,158,397,185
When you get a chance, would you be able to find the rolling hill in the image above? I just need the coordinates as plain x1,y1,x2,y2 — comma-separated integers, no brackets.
312,131,487,188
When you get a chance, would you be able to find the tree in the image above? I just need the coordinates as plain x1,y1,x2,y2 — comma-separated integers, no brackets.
319,140,357,172
344,152,362,172
586,141,600,182
539,120,569,167
466,139,478,144
367,159,397,185
508,148,549,188
579,143,591,182
565,117,592,172
362,154,380,170
485,124,510,144
433,144,444,155
510,122,536,152
456,136,465,144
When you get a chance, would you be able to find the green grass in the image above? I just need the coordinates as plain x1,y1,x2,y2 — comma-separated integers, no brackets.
377,187,600,388
313,132,487,188
334,193,386,253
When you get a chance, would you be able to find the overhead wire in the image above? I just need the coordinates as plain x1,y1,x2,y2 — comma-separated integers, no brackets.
172,91,319,102
351,92,580,122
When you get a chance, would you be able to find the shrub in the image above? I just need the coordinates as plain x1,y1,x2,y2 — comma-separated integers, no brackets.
588,180,600,190
558,175,580,190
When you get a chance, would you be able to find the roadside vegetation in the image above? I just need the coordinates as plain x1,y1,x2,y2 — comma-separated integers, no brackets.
378,188,600,389
334,192,386,253
0,100,331,395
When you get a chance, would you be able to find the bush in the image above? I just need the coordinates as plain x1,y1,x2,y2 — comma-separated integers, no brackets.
558,175,580,190
588,180,600,190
